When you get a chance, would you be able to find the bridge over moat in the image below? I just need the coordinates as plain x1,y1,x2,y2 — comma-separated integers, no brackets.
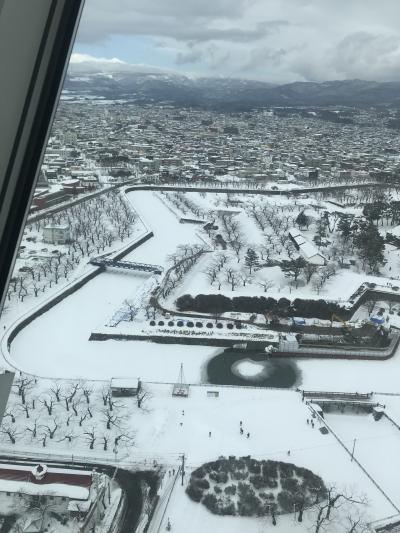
90,257,163,275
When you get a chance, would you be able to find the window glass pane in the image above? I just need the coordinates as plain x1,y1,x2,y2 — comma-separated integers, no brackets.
2,1,400,531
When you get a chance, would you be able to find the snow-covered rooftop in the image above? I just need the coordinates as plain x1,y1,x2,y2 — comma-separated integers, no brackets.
111,377,140,389
0,479,89,500
288,227,326,264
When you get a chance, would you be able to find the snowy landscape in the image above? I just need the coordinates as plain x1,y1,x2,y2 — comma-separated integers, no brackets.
3,43,400,531
2,181,400,532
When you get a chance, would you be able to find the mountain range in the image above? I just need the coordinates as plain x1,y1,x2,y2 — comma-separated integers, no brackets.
64,67,400,109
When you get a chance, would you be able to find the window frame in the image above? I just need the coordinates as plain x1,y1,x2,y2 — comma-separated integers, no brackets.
0,0,84,311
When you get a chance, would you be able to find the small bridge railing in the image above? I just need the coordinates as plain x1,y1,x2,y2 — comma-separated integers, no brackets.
302,390,373,402
90,258,163,275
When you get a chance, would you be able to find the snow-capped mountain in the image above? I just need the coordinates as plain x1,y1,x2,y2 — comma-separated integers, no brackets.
64,65,400,108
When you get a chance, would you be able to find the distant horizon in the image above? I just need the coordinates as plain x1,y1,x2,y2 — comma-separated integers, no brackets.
68,53,400,86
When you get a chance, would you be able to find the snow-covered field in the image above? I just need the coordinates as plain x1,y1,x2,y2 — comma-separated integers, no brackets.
5,192,214,380
4,190,400,393
140,385,395,529
2,190,400,528
3,382,394,524
324,408,400,510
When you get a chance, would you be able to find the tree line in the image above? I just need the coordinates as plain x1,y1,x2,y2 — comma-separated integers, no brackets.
176,294,349,320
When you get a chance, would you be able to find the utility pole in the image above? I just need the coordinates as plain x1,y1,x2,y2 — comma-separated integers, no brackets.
181,454,185,486
351,438,356,461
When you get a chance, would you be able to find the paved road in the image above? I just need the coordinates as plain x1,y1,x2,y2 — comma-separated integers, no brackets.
146,470,180,533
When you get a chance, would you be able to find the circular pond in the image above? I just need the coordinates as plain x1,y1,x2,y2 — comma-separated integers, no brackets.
206,349,300,388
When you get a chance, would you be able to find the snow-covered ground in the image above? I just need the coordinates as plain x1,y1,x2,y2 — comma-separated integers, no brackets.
4,190,400,394
5,382,392,521
6,191,213,380
138,385,394,528
324,409,400,510
1,189,400,527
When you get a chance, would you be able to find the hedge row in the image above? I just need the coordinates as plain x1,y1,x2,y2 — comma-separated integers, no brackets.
186,457,327,516
176,294,350,321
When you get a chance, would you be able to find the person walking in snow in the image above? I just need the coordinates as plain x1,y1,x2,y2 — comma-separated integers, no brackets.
209,431,212,437
247,432,250,438
166,518,171,531
240,427,243,435
240,420,242,426
287,450,290,456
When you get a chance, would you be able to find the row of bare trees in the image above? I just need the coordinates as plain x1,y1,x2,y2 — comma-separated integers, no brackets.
6,191,137,306
0,374,148,454
161,191,208,219
159,244,207,299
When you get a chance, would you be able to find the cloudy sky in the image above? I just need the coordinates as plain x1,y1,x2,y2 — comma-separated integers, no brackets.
71,0,400,83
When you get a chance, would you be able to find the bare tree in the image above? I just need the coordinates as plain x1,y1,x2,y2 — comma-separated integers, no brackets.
204,266,218,286
101,387,111,407
26,419,38,438
310,486,368,533
40,397,54,416
84,428,96,450
3,411,16,424
229,271,239,291
239,271,253,287
43,418,59,440
1,425,21,444
71,400,80,417
58,432,77,444
303,263,319,284
215,253,228,270
50,383,62,402
231,234,245,257
20,492,60,531
137,388,151,409
102,408,124,430
257,279,274,293
123,299,137,321
67,382,80,403
82,386,93,404
312,273,325,295
114,432,135,448
19,402,32,419
14,376,34,405
79,413,87,427
102,435,110,451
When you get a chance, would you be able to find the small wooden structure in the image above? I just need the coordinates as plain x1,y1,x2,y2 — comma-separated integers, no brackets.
111,377,141,397
172,364,189,397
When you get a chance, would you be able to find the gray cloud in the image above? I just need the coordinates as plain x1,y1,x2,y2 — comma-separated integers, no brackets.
75,0,400,82
175,49,203,66
330,32,400,81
